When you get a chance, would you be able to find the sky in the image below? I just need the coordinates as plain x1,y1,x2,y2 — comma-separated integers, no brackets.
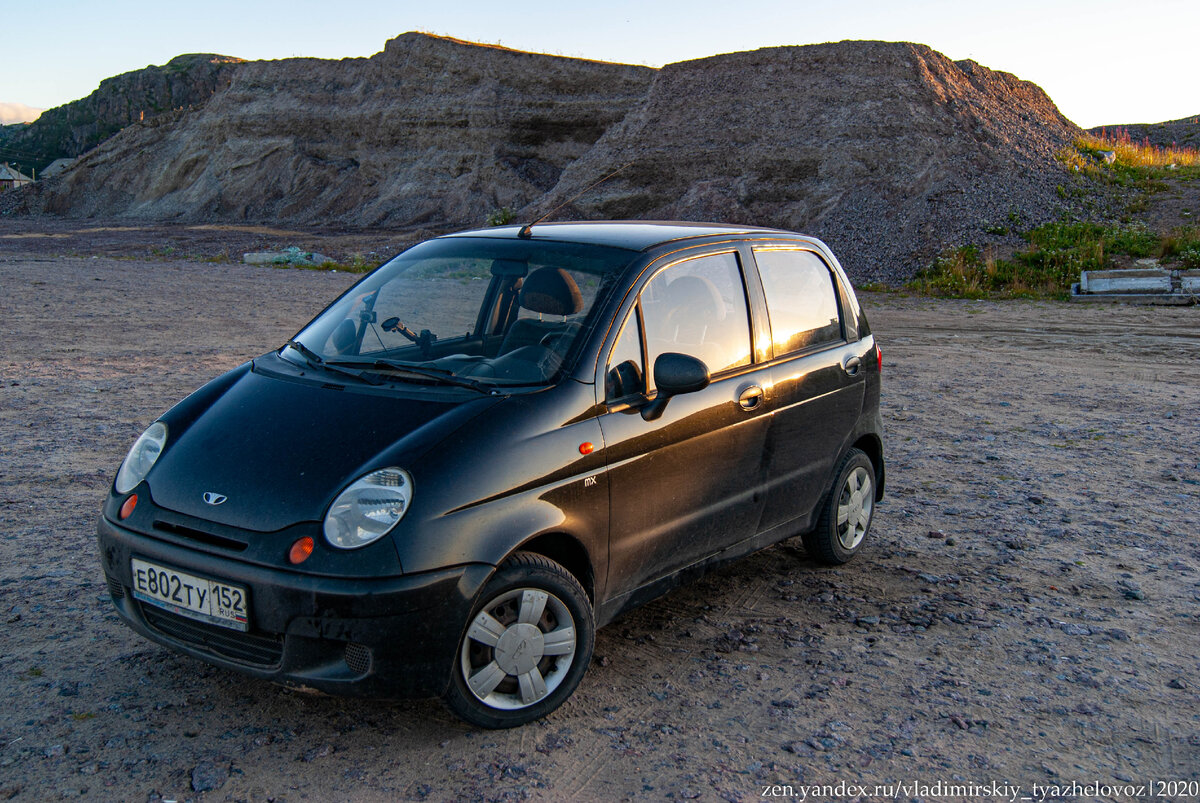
1,0,1195,130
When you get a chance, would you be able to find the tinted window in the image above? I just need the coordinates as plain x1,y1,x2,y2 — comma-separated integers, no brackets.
641,252,752,377
753,249,842,354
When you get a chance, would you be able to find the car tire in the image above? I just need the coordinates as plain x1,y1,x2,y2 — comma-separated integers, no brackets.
803,448,877,565
443,551,595,728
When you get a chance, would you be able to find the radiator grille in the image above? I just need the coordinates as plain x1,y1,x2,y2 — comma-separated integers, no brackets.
152,521,248,552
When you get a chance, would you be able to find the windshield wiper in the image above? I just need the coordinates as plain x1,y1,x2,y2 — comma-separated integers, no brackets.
332,358,499,395
281,340,385,386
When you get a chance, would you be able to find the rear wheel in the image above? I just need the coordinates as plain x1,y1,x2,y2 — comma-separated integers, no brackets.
803,448,876,564
443,552,594,728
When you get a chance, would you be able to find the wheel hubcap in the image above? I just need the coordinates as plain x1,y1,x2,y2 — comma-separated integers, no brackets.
836,467,873,550
460,587,577,710
493,623,544,676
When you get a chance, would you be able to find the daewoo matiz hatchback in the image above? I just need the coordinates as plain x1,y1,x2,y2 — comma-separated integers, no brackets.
98,221,884,727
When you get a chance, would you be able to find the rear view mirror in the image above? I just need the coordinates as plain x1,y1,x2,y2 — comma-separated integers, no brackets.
490,259,528,277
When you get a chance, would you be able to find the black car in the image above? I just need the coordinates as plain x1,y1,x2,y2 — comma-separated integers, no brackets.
98,221,884,728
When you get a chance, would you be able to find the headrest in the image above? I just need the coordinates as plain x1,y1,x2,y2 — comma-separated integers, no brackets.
665,275,725,321
520,267,583,316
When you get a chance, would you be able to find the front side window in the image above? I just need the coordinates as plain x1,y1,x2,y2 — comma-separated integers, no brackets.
639,252,752,379
753,249,842,355
605,313,645,401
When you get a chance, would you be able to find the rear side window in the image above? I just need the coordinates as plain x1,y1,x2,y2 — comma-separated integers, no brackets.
753,249,842,355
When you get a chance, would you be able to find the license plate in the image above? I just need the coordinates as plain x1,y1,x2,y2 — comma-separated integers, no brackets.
131,558,249,632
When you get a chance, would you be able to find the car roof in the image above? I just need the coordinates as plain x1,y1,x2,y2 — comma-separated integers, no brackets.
441,220,808,251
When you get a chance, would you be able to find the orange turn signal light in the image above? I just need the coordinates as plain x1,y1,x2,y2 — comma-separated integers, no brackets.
119,494,138,520
289,536,315,565
578,442,594,455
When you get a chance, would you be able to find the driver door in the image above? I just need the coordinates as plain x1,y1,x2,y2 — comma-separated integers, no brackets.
597,251,772,603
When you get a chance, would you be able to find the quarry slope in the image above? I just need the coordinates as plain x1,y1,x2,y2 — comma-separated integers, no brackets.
18,34,652,230
12,34,1083,281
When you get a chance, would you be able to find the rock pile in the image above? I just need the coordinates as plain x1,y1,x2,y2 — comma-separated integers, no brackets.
540,41,1081,281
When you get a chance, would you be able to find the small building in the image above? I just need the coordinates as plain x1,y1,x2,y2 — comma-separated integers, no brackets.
40,158,75,179
0,163,34,190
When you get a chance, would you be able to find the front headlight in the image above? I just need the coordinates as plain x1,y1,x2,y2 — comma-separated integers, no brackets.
324,467,413,549
114,422,168,494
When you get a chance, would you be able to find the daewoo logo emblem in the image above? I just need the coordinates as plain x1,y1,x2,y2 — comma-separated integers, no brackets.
203,492,228,506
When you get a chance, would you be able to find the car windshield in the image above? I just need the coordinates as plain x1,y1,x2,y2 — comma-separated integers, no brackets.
286,236,638,389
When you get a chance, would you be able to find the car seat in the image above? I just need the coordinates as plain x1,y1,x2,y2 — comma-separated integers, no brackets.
656,274,729,371
498,267,583,355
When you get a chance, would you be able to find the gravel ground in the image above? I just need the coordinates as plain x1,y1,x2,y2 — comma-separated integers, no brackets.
1,255,1198,802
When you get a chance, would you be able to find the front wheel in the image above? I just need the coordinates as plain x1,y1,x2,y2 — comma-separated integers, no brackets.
443,552,594,728
803,448,877,564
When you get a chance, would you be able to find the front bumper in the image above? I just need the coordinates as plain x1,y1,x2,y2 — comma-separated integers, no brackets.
97,515,493,698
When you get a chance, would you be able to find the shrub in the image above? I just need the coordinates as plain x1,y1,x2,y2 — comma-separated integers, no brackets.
486,207,515,227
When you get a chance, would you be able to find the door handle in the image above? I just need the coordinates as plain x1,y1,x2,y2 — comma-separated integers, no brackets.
843,355,862,376
738,385,764,410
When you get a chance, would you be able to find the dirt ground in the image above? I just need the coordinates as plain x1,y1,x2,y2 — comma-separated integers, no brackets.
0,218,426,267
0,250,1198,803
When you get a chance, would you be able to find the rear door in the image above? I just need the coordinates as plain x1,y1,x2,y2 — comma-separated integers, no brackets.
749,246,867,534
596,249,772,599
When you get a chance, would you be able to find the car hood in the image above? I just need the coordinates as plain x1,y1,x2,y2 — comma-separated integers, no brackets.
147,362,499,532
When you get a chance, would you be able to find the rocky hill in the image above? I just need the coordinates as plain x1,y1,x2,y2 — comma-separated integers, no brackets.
1089,114,1200,150
11,34,1083,281
538,41,1081,280
18,35,651,228
0,54,244,174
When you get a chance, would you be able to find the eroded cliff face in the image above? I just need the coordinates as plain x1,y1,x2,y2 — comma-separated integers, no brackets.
0,54,244,172
537,41,1082,278
27,34,652,228
14,34,1083,279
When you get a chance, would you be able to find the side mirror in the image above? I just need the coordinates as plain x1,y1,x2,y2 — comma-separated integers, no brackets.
641,353,710,421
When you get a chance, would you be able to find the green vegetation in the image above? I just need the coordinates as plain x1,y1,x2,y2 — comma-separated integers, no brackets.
909,135,1200,300
486,207,516,227
1059,133,1200,199
306,255,379,274
1076,132,1200,170
1178,244,1200,268
909,223,1200,300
